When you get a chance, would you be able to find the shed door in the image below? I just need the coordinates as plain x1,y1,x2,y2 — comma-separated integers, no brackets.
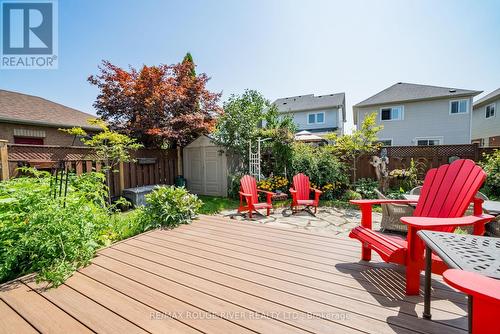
203,147,221,196
184,144,227,197
185,148,203,194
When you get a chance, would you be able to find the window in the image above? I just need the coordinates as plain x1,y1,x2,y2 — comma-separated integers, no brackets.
449,99,468,114
378,139,392,146
14,137,44,145
415,137,442,146
307,112,325,124
380,106,403,121
486,103,495,118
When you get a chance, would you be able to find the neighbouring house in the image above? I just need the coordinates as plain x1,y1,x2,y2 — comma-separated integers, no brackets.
0,89,99,146
272,93,346,136
353,83,482,146
472,88,500,147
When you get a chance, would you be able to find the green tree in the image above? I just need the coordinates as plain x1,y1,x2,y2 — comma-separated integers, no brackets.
212,90,297,175
257,104,296,175
212,90,269,162
327,112,383,182
61,119,142,203
182,52,196,77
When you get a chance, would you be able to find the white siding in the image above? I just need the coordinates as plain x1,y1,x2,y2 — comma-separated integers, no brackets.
355,98,473,146
472,97,500,146
282,107,341,134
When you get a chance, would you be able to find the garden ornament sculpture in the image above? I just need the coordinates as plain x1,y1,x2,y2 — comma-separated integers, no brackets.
370,152,389,191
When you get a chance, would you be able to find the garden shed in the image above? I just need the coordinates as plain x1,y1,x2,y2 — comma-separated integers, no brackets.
183,135,228,197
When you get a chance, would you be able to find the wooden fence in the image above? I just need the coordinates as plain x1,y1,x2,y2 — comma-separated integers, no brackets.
0,142,177,197
0,142,497,197
356,144,497,180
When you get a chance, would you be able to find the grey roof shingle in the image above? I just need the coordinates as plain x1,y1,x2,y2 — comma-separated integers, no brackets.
473,88,500,109
273,93,345,113
354,82,481,108
0,89,99,129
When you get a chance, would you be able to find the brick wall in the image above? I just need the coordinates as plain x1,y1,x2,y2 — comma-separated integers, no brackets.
0,122,86,146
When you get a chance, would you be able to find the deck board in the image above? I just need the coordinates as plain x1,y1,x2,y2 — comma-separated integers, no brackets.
0,299,38,334
0,214,468,334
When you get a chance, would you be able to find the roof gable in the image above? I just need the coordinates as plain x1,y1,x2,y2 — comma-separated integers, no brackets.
354,82,481,108
273,93,345,113
473,88,500,109
0,89,99,130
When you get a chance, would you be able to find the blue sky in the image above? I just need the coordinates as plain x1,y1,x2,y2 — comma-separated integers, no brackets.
1,0,500,132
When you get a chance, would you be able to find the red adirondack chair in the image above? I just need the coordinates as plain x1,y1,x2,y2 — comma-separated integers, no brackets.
238,175,275,218
443,269,500,334
289,173,322,214
349,159,494,295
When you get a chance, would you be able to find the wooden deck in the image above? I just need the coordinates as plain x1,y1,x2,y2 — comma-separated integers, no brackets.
0,215,469,334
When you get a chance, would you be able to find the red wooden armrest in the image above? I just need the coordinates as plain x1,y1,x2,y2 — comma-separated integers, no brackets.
289,188,297,194
443,269,500,303
258,189,275,204
239,191,253,198
400,214,494,228
310,187,323,194
257,189,275,196
350,199,416,206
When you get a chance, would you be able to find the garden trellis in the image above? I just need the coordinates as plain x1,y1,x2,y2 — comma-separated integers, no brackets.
249,137,270,181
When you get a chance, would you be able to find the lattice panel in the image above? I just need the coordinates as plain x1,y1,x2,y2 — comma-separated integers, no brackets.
8,144,98,162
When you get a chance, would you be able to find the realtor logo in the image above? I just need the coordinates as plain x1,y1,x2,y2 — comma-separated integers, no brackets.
1,0,58,69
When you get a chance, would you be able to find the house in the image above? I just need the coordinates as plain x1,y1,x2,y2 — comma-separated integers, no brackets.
272,93,346,136
353,83,482,146
0,89,99,146
472,88,500,147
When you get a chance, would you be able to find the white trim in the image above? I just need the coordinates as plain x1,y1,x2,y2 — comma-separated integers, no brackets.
414,136,444,146
379,105,404,121
468,97,472,144
485,102,496,119
449,99,469,115
377,138,393,146
306,111,326,125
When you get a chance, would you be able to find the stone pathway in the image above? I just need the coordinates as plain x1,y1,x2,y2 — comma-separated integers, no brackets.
218,206,382,236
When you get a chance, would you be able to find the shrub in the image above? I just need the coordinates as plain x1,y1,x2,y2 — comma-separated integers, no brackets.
227,172,245,199
257,175,289,193
343,190,362,201
480,149,500,199
290,143,349,199
0,170,109,286
105,208,145,243
353,178,379,199
386,187,406,199
388,158,422,192
141,186,202,229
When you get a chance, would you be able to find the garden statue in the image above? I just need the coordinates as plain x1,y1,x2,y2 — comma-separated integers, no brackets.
370,153,389,192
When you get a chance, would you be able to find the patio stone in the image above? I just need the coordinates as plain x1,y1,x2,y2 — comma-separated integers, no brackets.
218,206,382,236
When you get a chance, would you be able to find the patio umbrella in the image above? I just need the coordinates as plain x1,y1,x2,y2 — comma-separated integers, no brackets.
294,130,327,143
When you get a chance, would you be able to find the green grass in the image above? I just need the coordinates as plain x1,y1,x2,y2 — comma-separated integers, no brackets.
196,195,377,215
198,195,240,215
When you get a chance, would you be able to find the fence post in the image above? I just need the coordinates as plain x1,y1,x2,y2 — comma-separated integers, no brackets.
0,140,9,181
118,161,125,194
472,143,480,161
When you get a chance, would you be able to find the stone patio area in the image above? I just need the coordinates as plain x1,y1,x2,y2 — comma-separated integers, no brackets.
219,207,382,236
